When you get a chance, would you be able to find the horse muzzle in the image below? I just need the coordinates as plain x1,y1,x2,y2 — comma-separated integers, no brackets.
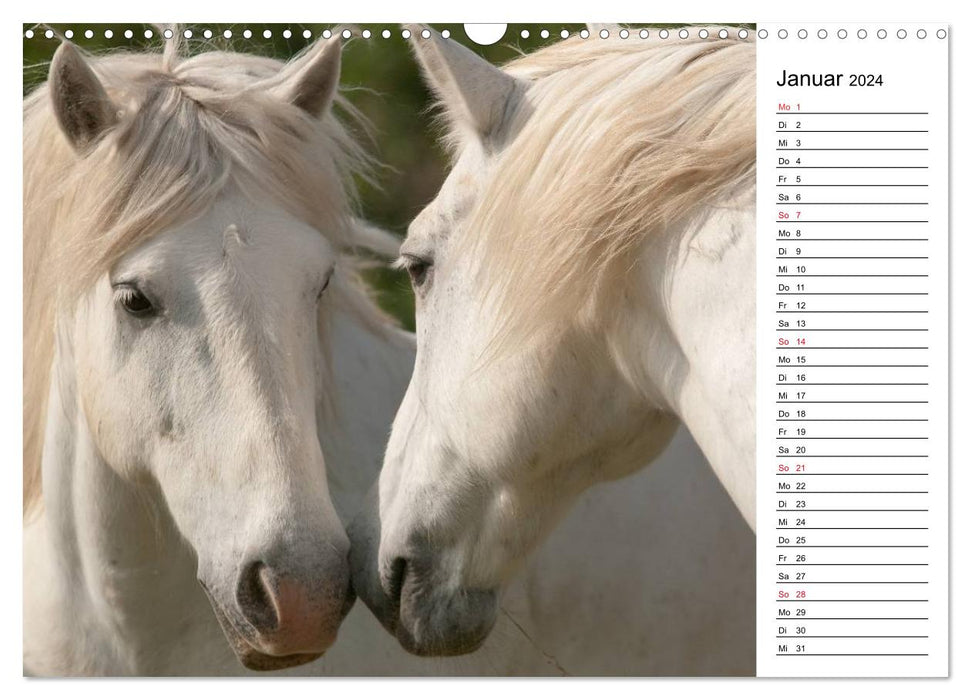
199,556,355,671
391,555,499,657
348,525,498,657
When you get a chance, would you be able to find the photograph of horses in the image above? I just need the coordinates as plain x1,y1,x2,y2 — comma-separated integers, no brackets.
23,23,755,676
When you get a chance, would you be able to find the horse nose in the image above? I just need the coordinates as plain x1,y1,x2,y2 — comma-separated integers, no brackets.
236,560,346,655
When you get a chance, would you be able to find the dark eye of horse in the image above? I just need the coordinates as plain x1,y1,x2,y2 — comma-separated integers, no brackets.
116,286,155,317
316,269,333,301
403,255,432,288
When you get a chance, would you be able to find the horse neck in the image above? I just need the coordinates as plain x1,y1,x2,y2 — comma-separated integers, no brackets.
616,197,756,527
319,304,416,522
23,327,227,676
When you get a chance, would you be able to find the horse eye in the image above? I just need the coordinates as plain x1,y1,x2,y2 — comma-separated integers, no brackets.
116,285,155,317
402,255,432,288
316,268,334,301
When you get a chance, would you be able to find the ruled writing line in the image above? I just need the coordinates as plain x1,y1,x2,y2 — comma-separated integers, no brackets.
774,112,929,115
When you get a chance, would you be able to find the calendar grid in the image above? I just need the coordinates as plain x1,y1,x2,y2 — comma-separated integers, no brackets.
756,23,948,677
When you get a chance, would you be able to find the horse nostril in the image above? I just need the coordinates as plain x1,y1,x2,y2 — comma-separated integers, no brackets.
387,557,408,607
236,560,279,632
340,571,356,617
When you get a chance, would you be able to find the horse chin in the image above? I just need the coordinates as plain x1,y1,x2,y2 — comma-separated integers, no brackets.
235,647,324,673
394,618,493,658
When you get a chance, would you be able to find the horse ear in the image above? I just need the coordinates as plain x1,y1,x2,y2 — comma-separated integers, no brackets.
269,36,342,117
49,42,118,150
407,25,522,141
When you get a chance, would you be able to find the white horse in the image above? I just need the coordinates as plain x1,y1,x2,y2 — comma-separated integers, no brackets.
21,37,418,675
349,27,756,659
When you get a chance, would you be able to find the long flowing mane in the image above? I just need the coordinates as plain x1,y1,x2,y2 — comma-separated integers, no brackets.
23,40,388,516
466,28,755,349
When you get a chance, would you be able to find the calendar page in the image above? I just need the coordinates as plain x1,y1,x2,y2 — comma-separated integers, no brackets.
755,24,949,677
17,18,950,682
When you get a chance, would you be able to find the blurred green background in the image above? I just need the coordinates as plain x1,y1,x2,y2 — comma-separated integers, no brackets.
23,23,751,330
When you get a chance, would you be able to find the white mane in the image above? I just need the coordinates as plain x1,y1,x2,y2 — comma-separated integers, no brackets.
463,30,756,351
